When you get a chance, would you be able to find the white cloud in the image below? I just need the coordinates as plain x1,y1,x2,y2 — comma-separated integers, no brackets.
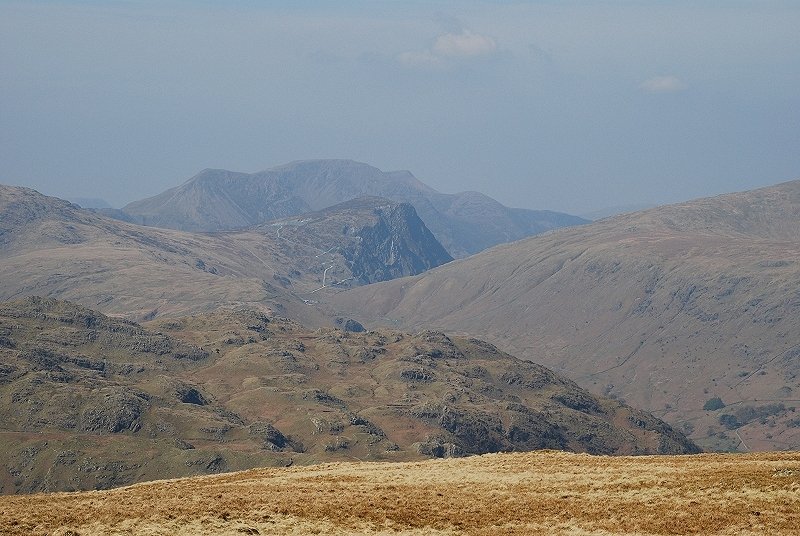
398,30,497,68
432,30,497,58
640,75,687,93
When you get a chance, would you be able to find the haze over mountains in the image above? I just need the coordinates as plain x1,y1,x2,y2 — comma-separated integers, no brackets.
0,185,451,322
331,180,800,452
0,177,703,494
114,159,588,258
3,167,800,503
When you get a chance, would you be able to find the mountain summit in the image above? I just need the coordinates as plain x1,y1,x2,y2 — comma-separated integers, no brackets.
119,160,587,257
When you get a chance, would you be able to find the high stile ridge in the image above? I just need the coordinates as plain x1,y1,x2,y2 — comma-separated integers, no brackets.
114,159,587,258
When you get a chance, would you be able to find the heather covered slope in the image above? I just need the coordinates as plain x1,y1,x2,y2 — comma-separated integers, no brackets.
0,185,450,321
0,298,697,494
331,180,800,452
2,451,797,535
119,159,588,257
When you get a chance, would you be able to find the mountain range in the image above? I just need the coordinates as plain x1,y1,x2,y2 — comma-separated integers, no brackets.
0,185,450,322
5,166,800,499
330,180,800,452
112,159,588,258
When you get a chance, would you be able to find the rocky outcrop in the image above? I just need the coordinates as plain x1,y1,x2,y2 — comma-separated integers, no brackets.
81,388,148,433
248,422,306,453
0,299,699,494
336,199,453,283
263,197,452,284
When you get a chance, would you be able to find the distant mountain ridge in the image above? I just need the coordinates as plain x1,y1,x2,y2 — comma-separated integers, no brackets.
330,179,800,452
119,159,588,258
0,185,450,321
67,197,112,209
579,203,658,221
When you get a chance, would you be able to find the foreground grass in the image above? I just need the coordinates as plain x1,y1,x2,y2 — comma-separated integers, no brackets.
1,451,798,535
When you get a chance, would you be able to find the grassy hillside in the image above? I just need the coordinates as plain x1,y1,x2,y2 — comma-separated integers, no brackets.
0,297,697,494
2,450,798,535
330,180,800,452
0,185,449,324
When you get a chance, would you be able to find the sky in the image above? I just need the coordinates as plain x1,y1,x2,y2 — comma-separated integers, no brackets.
1,1,799,215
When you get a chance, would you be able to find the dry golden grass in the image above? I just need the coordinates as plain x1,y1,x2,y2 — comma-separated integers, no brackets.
1,451,798,535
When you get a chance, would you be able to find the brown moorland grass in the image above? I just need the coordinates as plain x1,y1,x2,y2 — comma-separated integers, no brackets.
1,451,798,535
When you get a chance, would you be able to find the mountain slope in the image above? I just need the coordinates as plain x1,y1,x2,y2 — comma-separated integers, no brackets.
330,179,800,452
0,298,697,493
120,159,588,257
261,197,452,285
0,185,450,321
3,451,798,536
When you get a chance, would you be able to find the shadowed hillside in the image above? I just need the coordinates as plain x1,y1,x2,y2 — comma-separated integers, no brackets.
0,298,697,494
331,180,800,452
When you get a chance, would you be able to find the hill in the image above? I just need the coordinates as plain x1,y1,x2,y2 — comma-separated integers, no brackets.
257,197,452,285
2,450,797,535
0,185,450,321
119,159,588,257
330,180,800,452
0,297,697,494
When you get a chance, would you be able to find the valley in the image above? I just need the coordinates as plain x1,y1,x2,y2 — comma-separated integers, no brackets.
2,171,799,533
4,176,800,469
330,180,800,452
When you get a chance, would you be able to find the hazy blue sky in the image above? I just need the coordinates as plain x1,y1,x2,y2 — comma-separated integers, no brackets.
1,1,799,214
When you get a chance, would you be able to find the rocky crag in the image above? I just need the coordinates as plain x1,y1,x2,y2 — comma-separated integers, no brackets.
0,298,698,493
